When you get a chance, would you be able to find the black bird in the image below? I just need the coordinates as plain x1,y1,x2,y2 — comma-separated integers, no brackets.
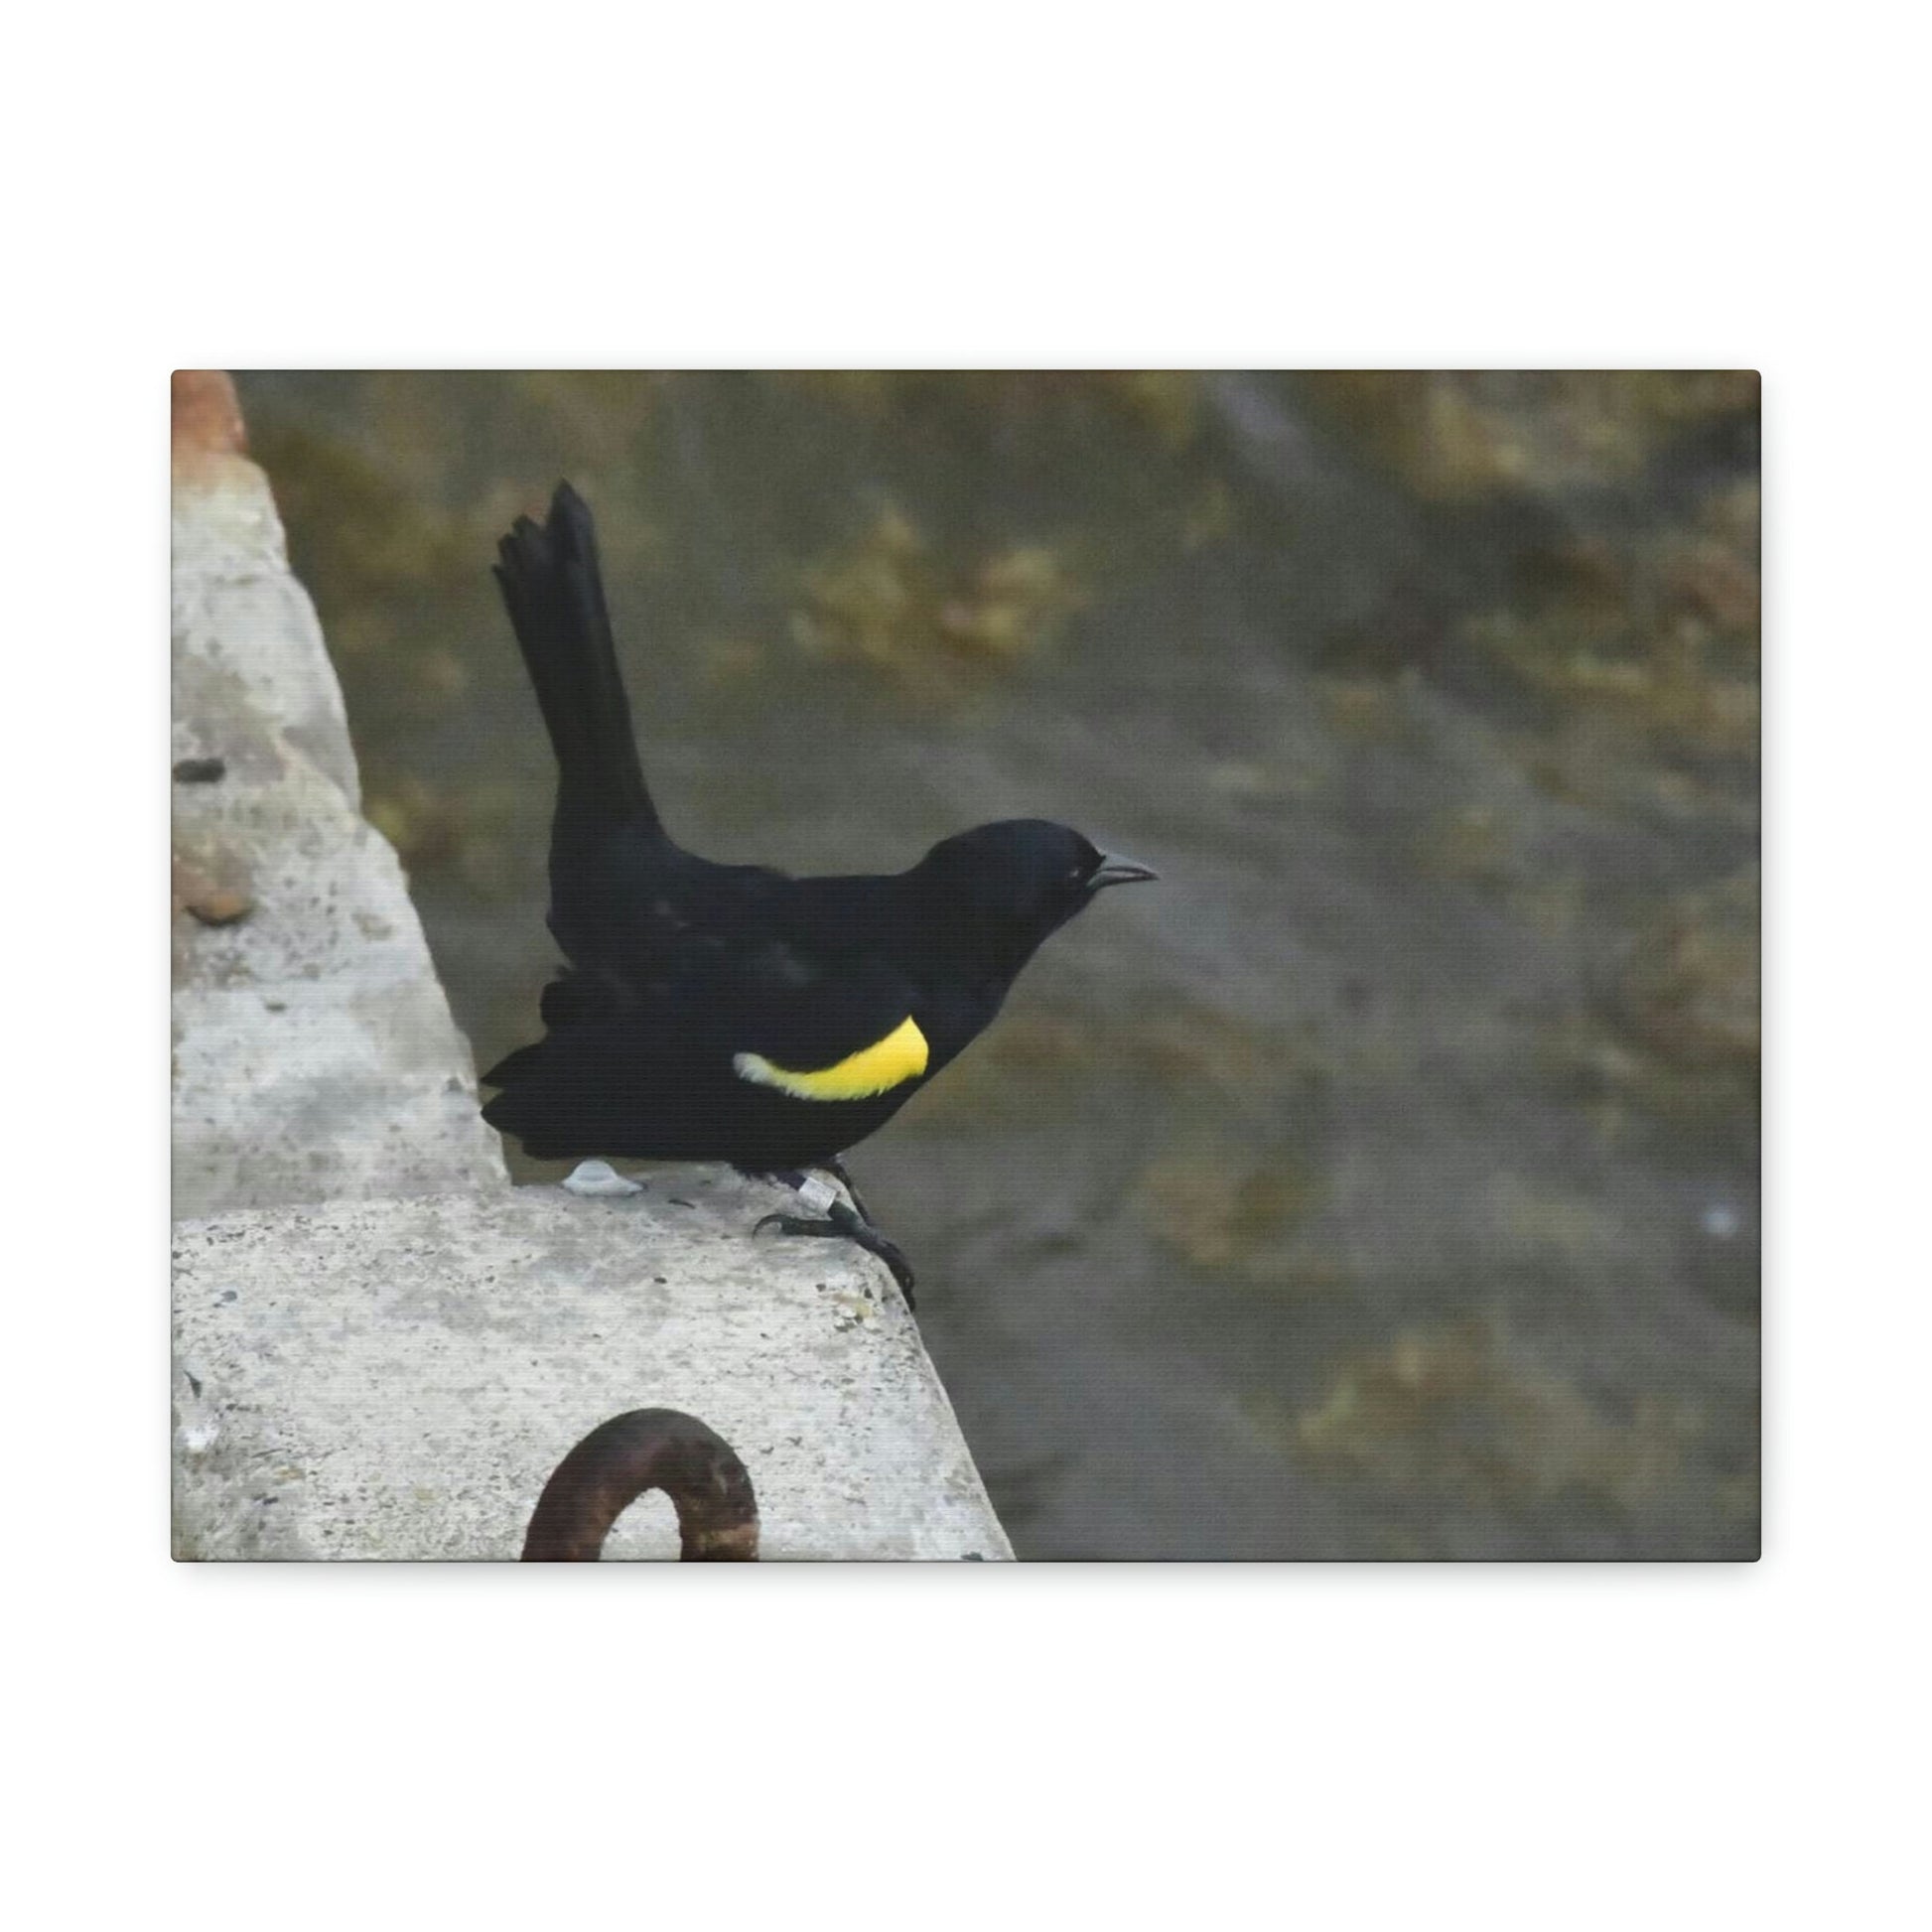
480,483,1157,1300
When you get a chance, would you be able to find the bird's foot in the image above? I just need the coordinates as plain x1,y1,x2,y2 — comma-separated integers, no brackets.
753,1181,917,1309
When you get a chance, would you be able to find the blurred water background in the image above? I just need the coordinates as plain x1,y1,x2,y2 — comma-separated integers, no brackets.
236,370,1760,1559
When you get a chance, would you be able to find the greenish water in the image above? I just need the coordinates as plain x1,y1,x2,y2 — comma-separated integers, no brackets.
238,370,1760,1559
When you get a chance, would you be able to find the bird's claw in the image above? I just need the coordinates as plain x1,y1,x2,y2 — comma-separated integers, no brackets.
752,1199,918,1307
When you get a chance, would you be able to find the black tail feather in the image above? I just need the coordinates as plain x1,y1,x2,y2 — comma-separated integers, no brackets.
492,483,657,830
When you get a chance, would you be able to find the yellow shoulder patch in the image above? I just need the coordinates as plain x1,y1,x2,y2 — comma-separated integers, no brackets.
734,1016,929,1102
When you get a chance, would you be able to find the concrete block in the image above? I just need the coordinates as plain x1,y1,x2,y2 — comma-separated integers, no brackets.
171,375,506,1216
171,1183,1014,1562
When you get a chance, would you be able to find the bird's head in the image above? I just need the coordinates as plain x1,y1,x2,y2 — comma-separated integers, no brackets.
908,819,1158,973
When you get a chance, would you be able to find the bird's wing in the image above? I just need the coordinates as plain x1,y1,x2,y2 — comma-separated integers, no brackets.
491,956,928,1109
538,920,845,1028
719,961,930,1096
530,841,934,1094
542,840,820,1010
537,924,925,1081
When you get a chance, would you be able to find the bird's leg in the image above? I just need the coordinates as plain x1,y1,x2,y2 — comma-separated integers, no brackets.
820,1154,875,1225
750,1169,917,1308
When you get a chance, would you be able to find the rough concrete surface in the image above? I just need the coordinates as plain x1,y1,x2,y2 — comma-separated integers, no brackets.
171,374,505,1216
172,1184,1014,1561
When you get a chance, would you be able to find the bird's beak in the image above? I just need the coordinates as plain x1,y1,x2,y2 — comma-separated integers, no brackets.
1088,853,1160,890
